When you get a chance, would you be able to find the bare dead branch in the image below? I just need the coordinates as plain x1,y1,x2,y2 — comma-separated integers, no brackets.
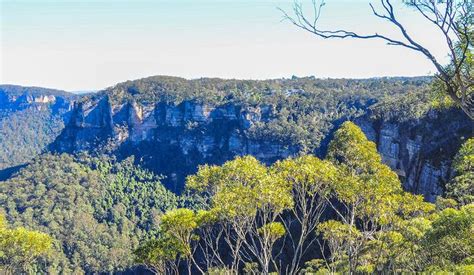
281,0,474,119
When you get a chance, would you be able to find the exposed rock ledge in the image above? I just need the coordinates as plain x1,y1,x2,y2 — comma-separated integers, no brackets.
52,96,471,198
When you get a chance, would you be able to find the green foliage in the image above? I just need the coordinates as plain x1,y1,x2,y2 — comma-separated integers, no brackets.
160,208,198,257
105,76,430,106
0,213,53,274
169,123,470,274
99,76,432,152
320,122,436,273
0,86,73,170
270,155,338,274
301,258,329,274
0,153,177,273
0,82,469,274
188,156,293,219
0,108,67,169
446,138,474,205
145,156,296,273
310,122,472,274
326,121,406,222
327,121,383,172
93,156,178,231
423,204,474,269
135,208,204,274
133,234,183,274
369,85,435,122
257,222,286,242
317,220,362,247
271,155,337,198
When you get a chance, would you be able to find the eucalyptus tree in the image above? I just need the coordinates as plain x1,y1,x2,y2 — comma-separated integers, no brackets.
187,156,293,274
0,214,53,274
282,0,473,119
318,121,435,273
271,155,338,274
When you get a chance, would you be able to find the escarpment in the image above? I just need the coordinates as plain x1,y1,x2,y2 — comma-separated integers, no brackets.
53,97,299,191
0,85,75,171
356,108,472,201
49,76,472,197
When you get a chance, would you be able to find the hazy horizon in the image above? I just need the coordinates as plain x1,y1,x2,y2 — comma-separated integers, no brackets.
1,0,450,91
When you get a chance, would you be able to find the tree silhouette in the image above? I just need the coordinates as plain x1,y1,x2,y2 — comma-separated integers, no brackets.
282,0,473,119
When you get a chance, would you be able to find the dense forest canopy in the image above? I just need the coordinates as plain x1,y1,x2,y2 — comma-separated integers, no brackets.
0,85,74,170
1,123,472,274
0,77,472,274
99,76,432,106
0,154,178,273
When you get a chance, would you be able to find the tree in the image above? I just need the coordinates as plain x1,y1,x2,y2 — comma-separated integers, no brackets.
318,121,434,273
271,155,338,274
187,156,267,272
282,0,474,119
422,204,474,270
160,208,203,275
193,209,226,271
134,234,183,274
0,213,53,274
446,137,474,205
186,156,293,274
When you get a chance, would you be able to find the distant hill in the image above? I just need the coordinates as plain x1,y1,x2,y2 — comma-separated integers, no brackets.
51,75,471,199
0,76,471,274
1,77,470,200
0,85,78,170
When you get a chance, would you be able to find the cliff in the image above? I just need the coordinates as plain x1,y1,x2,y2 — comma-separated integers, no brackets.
0,85,74,111
51,76,472,198
356,109,472,201
53,97,298,191
0,85,75,171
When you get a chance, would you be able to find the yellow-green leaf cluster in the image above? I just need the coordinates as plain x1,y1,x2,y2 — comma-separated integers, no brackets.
0,213,53,273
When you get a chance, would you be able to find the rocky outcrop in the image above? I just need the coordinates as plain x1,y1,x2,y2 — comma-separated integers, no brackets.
53,96,472,198
0,85,76,170
0,85,74,112
2,80,470,200
356,109,472,201
52,93,472,198
53,97,298,191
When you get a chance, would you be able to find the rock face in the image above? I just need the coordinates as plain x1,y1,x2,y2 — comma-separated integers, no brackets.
53,97,298,191
356,109,472,201
0,85,76,172
54,91,472,199
0,85,74,112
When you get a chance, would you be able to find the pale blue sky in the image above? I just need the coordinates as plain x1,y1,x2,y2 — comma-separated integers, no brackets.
1,0,449,91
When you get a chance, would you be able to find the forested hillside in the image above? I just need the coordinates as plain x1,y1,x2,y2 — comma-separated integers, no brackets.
0,85,75,171
0,154,177,273
1,0,472,272
52,76,470,198
0,77,472,274
1,122,472,274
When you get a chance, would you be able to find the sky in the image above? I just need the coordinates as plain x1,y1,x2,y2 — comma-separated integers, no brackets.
1,0,450,92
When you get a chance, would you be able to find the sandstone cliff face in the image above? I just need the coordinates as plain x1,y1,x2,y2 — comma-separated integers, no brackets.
0,86,75,172
54,97,298,191
356,109,471,201
0,87,75,115
54,95,471,197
